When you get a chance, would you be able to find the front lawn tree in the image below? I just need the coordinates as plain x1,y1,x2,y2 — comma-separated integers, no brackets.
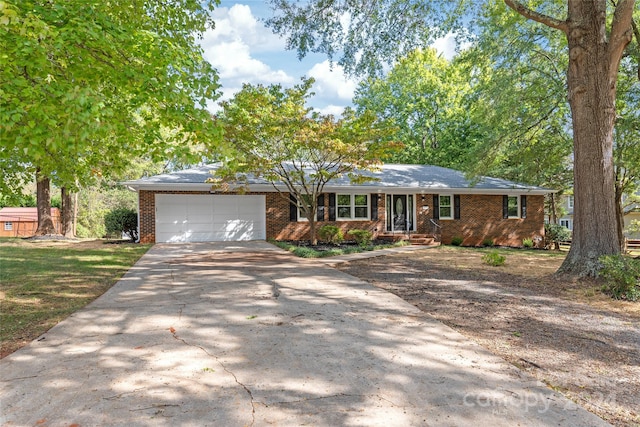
0,1,221,236
212,78,397,245
267,0,638,276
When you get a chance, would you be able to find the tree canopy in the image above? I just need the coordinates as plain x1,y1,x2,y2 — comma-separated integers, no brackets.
212,77,398,244
0,0,223,233
353,48,476,170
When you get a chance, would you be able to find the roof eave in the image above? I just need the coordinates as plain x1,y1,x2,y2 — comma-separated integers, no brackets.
125,182,553,195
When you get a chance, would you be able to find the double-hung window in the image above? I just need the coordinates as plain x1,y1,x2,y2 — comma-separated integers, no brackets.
438,195,453,219
503,195,527,219
4,222,12,231
507,196,520,218
337,194,369,220
297,194,312,221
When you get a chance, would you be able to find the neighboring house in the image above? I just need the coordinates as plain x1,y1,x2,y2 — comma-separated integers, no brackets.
0,207,61,237
557,192,640,239
124,163,552,247
624,202,640,239
558,195,574,231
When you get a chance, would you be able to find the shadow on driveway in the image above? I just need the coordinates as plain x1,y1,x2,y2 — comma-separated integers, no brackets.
0,242,609,426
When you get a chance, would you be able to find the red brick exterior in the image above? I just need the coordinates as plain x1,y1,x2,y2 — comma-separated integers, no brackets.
267,192,386,241
435,194,545,247
138,190,545,247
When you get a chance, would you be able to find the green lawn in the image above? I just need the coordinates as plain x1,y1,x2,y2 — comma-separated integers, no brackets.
0,239,151,357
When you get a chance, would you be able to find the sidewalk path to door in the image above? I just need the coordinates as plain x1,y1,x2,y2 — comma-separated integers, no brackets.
0,242,609,426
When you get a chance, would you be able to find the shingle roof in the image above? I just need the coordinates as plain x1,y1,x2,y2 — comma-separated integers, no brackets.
124,163,552,194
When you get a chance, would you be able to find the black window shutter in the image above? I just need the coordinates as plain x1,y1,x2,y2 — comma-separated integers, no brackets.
521,195,527,218
328,193,336,221
503,195,509,219
289,194,298,222
433,195,439,220
317,194,325,222
370,194,379,220
454,194,461,220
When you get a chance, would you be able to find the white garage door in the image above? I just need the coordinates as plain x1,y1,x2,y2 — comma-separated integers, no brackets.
155,194,266,243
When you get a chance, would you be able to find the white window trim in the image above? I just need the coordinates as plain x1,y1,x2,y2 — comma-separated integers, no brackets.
337,193,370,221
438,195,454,220
4,222,13,231
507,195,521,219
567,195,574,209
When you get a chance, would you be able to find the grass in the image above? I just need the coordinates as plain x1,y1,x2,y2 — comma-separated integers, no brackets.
0,239,151,357
271,239,410,258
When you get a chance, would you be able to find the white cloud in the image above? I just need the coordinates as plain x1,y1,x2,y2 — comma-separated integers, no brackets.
317,105,347,117
200,4,296,111
207,4,285,52
308,60,359,101
432,33,457,60
431,32,471,60
203,39,292,83
200,3,359,113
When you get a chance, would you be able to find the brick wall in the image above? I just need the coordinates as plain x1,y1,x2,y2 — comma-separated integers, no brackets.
138,190,545,247
424,194,545,247
268,192,386,241
138,190,156,243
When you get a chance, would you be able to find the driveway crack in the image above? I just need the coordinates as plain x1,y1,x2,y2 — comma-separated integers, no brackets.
168,327,256,426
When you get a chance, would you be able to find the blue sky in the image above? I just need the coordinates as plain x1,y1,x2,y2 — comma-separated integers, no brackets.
200,1,458,115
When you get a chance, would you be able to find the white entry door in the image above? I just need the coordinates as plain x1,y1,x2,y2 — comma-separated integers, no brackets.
155,194,266,243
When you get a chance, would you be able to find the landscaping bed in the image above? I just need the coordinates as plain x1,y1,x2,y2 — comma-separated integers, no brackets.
335,246,639,427
271,239,409,258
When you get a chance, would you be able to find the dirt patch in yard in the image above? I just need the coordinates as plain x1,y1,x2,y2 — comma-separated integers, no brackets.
335,246,640,427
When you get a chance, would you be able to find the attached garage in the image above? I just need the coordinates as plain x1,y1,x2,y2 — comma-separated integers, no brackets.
155,194,266,243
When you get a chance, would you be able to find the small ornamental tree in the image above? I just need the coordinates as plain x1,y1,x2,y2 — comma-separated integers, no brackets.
211,78,398,245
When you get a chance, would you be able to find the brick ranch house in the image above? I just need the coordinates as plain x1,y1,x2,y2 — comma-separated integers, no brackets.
124,164,552,247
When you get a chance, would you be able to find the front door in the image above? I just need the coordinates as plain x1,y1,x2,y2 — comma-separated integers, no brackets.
386,194,414,232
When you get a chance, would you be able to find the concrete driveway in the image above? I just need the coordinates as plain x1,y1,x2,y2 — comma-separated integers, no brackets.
0,242,608,426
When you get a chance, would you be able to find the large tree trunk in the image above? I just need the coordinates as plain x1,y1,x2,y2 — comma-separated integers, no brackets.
503,2,635,276
61,187,75,238
35,169,56,236
557,0,632,276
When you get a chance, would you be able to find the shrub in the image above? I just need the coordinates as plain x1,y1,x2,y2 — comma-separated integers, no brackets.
451,236,463,246
482,250,506,266
544,223,572,250
348,229,373,247
522,238,534,248
598,255,640,301
318,225,344,244
104,208,138,241
482,238,495,247
292,247,318,258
